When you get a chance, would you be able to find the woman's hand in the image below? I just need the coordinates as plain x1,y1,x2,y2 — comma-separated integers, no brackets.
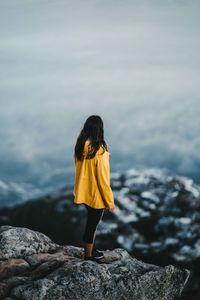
108,204,115,212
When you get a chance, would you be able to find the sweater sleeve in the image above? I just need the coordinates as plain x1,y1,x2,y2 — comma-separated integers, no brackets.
96,151,115,208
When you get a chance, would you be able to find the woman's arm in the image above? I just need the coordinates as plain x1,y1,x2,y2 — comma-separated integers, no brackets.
96,152,115,209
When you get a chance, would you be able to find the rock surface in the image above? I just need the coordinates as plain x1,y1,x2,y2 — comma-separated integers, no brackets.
0,226,190,300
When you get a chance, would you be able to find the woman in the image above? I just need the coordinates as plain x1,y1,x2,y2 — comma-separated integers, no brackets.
73,115,115,262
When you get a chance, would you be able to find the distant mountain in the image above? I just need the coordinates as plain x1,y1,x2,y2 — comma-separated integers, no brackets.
0,168,73,207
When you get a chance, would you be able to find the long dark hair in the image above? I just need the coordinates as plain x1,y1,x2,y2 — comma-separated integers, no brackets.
74,115,108,161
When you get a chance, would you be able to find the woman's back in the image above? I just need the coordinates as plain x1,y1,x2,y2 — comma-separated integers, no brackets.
73,140,114,209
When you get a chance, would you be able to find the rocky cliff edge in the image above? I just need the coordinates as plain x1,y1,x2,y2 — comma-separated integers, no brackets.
0,226,190,300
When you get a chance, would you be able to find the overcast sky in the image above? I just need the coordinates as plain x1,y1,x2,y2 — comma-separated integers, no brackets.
0,0,200,190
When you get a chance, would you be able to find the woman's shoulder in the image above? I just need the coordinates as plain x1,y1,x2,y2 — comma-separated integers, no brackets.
84,139,92,151
96,145,110,156
84,140,110,156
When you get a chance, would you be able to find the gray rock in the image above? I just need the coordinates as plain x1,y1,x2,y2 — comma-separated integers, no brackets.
0,226,190,300
0,225,57,260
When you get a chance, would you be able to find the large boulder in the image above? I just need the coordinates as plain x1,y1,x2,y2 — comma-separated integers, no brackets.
0,226,190,300
0,225,57,260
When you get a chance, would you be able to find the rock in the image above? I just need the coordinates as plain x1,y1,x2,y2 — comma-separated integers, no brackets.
0,258,30,280
0,226,190,300
0,225,57,260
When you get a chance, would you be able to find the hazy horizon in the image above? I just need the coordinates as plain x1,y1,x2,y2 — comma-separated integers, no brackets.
0,0,200,204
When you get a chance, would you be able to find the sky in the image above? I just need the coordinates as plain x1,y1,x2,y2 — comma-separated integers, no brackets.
0,0,200,203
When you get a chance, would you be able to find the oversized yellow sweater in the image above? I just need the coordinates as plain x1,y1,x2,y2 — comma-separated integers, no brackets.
73,140,115,209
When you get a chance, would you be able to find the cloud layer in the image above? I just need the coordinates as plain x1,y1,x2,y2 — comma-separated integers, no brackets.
0,0,200,187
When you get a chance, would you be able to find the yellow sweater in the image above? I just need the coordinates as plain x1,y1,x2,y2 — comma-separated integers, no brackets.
73,140,115,209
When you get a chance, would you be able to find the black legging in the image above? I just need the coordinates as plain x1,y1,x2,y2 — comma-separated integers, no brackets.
83,204,104,243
